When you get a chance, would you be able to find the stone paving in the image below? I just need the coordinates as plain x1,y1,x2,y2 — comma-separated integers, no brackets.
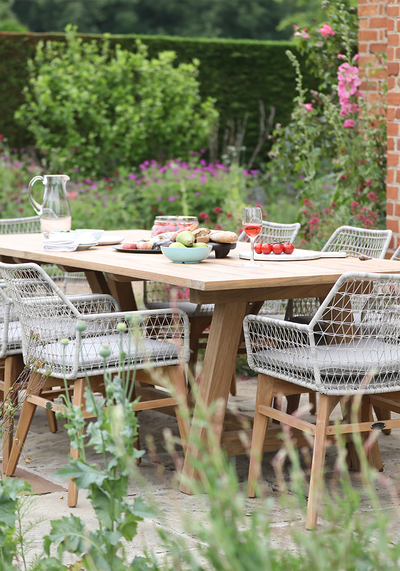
3,377,400,565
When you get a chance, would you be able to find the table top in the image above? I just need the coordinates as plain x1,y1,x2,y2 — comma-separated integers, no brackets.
1,230,400,301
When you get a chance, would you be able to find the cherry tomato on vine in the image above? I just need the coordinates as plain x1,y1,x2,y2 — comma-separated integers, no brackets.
283,242,295,254
272,243,284,255
261,243,272,255
254,243,263,254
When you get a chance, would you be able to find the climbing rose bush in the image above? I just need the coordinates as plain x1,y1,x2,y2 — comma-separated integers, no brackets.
266,2,386,248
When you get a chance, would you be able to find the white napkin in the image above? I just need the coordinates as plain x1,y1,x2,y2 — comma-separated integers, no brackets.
43,240,80,252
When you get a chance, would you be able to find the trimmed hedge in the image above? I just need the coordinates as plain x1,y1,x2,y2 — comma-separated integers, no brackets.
0,32,318,162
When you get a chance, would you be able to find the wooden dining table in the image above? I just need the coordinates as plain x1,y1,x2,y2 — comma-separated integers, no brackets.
1,229,400,493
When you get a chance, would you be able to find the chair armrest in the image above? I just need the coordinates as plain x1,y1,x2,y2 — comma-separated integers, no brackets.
68,294,120,314
243,314,315,377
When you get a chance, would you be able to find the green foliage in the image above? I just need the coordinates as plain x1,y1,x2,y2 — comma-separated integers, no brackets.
11,0,292,40
15,26,217,178
0,0,27,32
0,30,318,162
267,3,387,247
0,477,31,568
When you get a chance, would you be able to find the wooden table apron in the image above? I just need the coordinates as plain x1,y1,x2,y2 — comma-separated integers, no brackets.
2,230,400,494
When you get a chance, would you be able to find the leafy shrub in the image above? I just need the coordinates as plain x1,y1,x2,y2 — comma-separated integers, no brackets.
15,26,218,178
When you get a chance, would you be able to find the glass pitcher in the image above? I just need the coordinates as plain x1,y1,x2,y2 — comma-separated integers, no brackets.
28,174,72,236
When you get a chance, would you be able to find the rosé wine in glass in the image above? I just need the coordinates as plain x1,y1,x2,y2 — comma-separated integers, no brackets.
242,207,263,267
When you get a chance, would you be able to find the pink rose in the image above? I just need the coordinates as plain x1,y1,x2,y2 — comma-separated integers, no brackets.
320,24,335,37
303,103,313,111
337,54,345,59
343,119,354,128
354,54,360,61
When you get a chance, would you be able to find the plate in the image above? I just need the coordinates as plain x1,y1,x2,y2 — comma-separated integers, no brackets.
113,246,161,254
97,235,124,246
76,242,98,251
240,249,322,262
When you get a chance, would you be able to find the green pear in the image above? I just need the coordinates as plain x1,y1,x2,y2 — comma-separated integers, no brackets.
193,242,207,248
176,231,195,247
169,242,186,248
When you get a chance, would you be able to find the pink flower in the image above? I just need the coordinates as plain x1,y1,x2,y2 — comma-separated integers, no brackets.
214,206,222,214
294,30,310,39
365,179,372,187
343,119,354,128
199,212,210,221
303,103,313,111
324,208,331,214
331,202,337,208
364,218,374,228
293,24,298,29
354,54,360,61
337,54,345,59
320,24,335,37
214,224,223,230
67,191,78,200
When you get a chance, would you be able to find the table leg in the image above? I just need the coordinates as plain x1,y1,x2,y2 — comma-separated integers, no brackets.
180,301,249,494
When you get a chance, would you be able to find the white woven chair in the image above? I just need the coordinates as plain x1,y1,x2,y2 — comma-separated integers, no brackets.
391,245,400,261
0,262,190,507
286,225,392,414
244,271,400,529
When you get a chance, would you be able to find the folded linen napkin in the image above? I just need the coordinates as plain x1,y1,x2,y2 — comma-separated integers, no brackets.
43,240,80,252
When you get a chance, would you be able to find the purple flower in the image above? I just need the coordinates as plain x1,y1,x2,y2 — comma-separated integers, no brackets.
75,168,80,172
200,174,207,183
128,173,137,179
200,149,205,153
242,170,250,176
156,196,162,201
95,193,101,199
195,192,200,196
111,196,116,201
156,179,162,183
188,150,198,155
200,159,206,166
168,196,176,202
159,166,167,173
139,164,147,170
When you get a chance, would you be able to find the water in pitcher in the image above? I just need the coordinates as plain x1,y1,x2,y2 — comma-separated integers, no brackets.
40,213,72,235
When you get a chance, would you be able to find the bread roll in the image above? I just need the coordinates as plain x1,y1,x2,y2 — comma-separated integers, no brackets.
209,231,238,243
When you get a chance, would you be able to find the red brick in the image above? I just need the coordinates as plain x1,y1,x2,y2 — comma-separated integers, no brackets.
387,5,400,17
370,17,388,27
387,169,395,183
388,47,395,60
388,93,400,105
387,202,394,216
388,107,396,121
387,184,399,199
387,19,395,31
387,218,400,234
388,122,399,136
388,153,400,166
396,47,400,59
395,203,400,218
388,77,396,89
395,108,400,120
396,170,400,183
388,62,399,75
387,137,395,150
388,33,400,45
370,43,388,53
359,30,379,42
358,4,377,15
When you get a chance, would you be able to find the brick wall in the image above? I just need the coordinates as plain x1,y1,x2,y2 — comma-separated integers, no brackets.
358,0,400,252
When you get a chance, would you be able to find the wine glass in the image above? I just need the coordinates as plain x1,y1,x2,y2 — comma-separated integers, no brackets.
242,207,263,267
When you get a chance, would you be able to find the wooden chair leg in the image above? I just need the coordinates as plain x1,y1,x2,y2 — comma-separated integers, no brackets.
248,374,274,498
230,370,237,396
286,394,301,415
373,405,391,435
46,409,58,433
169,366,190,454
309,393,317,415
362,397,383,472
305,393,333,530
5,372,41,477
68,378,86,508
2,354,24,474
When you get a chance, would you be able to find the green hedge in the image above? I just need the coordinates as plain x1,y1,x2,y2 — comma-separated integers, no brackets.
0,32,318,162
